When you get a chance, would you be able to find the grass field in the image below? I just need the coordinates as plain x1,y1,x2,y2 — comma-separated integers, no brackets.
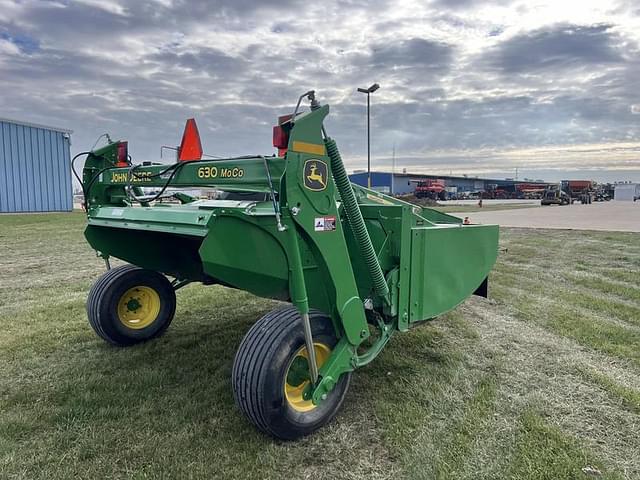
1,212,639,479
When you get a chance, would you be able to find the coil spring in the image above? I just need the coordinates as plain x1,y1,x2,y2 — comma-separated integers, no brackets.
325,138,389,299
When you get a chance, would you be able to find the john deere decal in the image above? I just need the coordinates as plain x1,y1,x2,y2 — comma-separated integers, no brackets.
303,159,328,191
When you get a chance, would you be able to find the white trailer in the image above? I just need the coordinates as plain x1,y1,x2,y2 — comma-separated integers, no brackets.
614,183,640,201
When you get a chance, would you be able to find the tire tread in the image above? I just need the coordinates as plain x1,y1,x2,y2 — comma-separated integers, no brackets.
232,307,349,439
86,264,175,346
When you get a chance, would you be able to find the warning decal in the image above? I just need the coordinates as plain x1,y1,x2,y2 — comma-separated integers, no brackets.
314,216,336,232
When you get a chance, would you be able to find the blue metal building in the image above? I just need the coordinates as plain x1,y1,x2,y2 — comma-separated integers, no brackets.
349,171,548,196
349,171,487,195
0,118,73,213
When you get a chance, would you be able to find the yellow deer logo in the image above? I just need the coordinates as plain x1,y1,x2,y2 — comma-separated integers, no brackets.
304,160,328,191
307,163,326,188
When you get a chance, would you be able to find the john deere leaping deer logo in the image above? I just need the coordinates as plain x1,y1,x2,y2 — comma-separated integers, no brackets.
303,159,328,191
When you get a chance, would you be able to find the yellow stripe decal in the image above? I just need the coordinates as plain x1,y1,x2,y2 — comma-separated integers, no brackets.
292,141,326,156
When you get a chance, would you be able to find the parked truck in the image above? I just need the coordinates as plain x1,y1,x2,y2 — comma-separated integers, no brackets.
561,180,594,204
541,185,571,205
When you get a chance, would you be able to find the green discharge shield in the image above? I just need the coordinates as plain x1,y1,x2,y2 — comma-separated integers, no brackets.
409,224,499,321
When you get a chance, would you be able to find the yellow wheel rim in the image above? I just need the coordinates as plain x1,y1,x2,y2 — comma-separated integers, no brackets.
116,286,161,330
284,342,331,412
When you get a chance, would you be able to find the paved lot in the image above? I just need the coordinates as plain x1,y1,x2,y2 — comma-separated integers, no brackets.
452,200,640,232
445,199,540,206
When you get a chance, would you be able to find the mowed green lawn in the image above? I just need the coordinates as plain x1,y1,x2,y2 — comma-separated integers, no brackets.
1,212,639,479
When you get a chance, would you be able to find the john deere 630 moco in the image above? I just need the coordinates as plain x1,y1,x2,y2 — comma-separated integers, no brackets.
78,91,498,439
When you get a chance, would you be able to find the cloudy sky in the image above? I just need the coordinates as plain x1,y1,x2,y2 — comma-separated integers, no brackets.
1,0,639,182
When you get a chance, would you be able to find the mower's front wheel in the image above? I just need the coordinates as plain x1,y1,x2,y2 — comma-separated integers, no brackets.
87,265,176,346
232,307,351,440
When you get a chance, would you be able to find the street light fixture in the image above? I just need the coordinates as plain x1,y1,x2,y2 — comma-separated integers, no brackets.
357,83,380,188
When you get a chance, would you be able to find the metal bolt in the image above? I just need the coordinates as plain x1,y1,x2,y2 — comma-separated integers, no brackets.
291,206,300,216
360,329,367,338
321,393,327,401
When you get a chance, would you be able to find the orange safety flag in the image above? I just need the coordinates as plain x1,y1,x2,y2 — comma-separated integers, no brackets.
178,118,203,161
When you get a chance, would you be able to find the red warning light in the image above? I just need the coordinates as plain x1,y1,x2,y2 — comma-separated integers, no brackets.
273,125,288,149
178,118,203,162
273,114,293,157
116,141,129,167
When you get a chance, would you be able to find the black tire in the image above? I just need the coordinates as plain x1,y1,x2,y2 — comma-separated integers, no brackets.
87,264,176,346
232,306,351,440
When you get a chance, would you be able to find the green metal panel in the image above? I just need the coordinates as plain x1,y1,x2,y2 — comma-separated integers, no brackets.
342,204,401,301
83,150,285,209
418,207,463,225
408,224,499,322
397,205,414,330
87,204,214,237
84,226,207,280
282,105,369,345
199,215,289,299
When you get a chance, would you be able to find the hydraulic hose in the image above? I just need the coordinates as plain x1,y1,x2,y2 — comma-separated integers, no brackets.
324,137,389,301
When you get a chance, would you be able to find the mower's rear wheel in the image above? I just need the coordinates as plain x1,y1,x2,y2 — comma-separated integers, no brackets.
87,265,176,346
232,306,351,440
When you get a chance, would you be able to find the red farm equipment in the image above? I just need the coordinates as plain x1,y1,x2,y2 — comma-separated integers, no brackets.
414,179,447,200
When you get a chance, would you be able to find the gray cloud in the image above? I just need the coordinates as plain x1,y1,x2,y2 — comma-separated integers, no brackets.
430,0,511,10
0,0,638,183
481,24,624,74
369,38,453,72
150,48,247,75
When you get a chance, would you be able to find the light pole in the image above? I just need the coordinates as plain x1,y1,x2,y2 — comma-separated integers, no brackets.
391,143,396,196
357,83,380,188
